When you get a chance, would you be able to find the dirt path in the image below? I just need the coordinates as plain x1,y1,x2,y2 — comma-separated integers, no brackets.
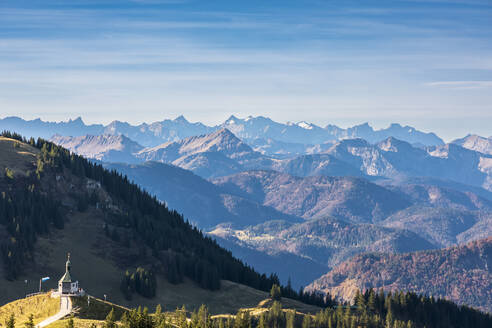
36,297,72,328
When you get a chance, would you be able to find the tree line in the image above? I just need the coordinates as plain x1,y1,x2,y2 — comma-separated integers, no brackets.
120,268,157,300
103,289,492,328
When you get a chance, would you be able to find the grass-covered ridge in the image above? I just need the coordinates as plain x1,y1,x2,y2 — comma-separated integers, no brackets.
71,297,129,321
0,293,59,328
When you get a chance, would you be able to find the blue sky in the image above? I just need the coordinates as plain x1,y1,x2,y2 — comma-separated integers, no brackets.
1,0,491,140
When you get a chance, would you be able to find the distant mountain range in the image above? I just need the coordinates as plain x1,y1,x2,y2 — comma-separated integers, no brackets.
50,134,144,164
51,128,492,192
0,115,444,149
46,125,492,291
323,137,492,191
305,236,492,313
12,115,492,193
223,116,444,147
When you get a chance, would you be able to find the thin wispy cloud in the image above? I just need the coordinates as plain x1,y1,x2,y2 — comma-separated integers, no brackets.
426,81,492,89
0,0,491,140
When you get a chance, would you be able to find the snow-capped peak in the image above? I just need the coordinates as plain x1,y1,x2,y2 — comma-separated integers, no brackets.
297,121,314,130
225,115,239,125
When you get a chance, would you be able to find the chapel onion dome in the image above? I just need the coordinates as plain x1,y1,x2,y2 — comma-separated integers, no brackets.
59,254,72,283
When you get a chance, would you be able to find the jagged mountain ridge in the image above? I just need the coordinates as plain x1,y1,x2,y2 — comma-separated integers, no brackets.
135,128,275,178
452,134,492,155
50,134,144,164
221,116,444,147
321,137,492,191
0,115,445,150
305,237,492,313
51,128,271,178
50,130,492,192
136,128,263,163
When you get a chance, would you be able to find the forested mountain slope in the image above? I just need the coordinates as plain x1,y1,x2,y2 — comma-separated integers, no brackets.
212,170,412,223
0,132,325,311
210,217,436,287
305,237,492,313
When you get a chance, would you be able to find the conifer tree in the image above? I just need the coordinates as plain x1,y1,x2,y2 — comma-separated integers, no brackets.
368,289,377,312
24,314,34,328
257,313,267,328
301,315,311,328
66,318,74,328
6,313,15,328
270,284,281,301
105,308,116,328
285,310,295,328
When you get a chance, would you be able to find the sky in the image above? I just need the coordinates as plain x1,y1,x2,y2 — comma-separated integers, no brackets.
1,0,491,141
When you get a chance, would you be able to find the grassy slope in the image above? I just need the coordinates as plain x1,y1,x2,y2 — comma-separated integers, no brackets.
71,297,129,321
0,137,39,177
0,294,127,328
0,294,59,328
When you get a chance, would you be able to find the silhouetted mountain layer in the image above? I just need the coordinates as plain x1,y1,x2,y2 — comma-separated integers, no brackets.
104,161,301,229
